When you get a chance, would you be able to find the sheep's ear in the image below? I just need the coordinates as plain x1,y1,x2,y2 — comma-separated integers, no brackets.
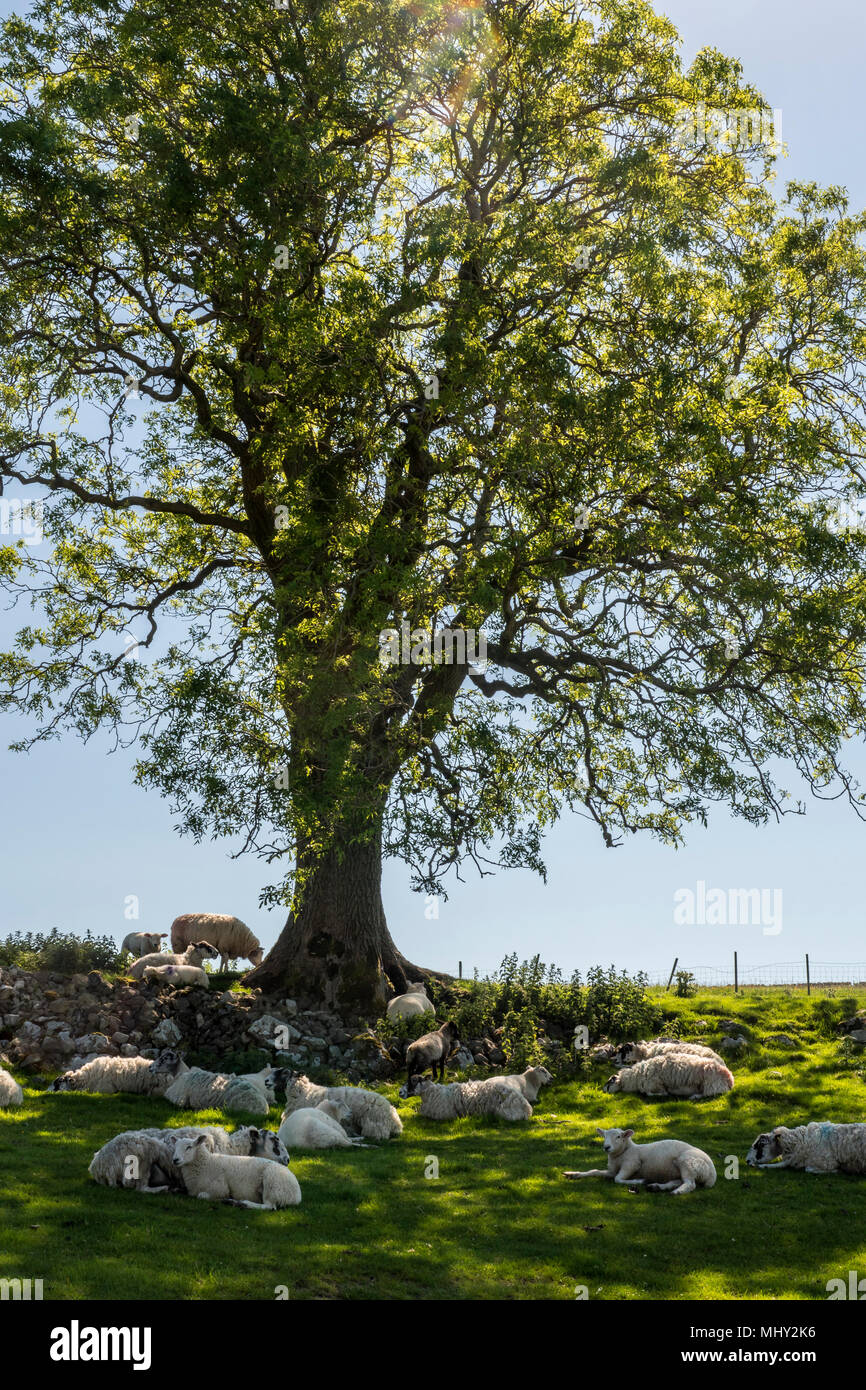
595,1127,605,1137
194,1134,208,1146
622,1129,634,1140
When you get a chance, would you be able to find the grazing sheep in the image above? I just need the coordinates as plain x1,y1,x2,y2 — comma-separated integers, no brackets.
278,1100,367,1150
170,914,263,972
405,1074,533,1122
121,932,167,958
563,1126,717,1195
0,1067,23,1108
129,941,218,981
492,1066,553,1103
173,1134,302,1209
387,984,434,1020
50,1048,186,1095
143,963,209,989
616,1040,724,1067
162,1065,274,1117
604,1053,734,1101
747,1122,866,1175
268,1071,402,1140
404,1020,460,1088
89,1125,289,1192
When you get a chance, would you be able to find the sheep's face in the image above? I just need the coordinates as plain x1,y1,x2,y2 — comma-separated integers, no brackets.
404,1074,429,1098
265,1067,297,1097
602,1074,622,1094
596,1126,634,1157
150,1048,183,1076
174,1135,211,1166
192,940,219,960
51,1074,73,1092
249,948,264,966
616,1042,639,1066
746,1131,783,1167
532,1066,553,1087
246,1128,290,1165
442,1021,460,1043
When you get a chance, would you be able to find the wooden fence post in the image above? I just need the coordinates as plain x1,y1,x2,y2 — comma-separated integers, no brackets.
666,957,679,991
805,954,811,996
458,960,462,980
734,951,738,995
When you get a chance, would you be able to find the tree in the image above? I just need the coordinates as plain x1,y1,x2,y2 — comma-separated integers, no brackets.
2,0,866,1012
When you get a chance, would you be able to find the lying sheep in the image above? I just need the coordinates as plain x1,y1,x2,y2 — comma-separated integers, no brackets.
604,1053,734,1101
143,963,209,989
129,941,218,981
616,1040,724,1067
268,1071,402,1141
162,1064,274,1117
0,1066,23,1108
387,984,434,1020
89,1125,289,1192
173,1134,302,1209
121,931,167,958
747,1122,866,1175
404,1020,460,1088
50,1048,186,1095
405,1074,532,1121
491,1066,553,1103
563,1126,717,1195
278,1100,367,1150
171,913,263,972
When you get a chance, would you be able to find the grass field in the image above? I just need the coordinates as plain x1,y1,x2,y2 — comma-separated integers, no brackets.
3,988,866,1301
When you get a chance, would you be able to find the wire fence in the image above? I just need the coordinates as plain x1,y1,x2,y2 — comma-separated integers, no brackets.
644,959,866,990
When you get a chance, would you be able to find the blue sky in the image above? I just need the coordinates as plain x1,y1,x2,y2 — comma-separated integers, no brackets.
1,0,865,983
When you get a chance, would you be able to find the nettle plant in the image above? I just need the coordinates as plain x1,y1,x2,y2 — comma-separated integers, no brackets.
2,0,866,1011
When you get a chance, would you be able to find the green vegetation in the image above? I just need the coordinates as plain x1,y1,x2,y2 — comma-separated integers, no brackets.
0,929,125,975
3,988,866,1300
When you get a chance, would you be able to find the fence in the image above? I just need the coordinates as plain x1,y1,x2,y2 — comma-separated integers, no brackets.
645,955,866,992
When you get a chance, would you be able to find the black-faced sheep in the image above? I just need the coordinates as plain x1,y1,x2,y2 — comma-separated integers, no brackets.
615,1040,724,1067
50,1048,186,1095
604,1053,734,1101
747,1122,866,1175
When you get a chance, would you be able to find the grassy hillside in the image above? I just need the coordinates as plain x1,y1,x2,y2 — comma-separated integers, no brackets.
2,988,866,1301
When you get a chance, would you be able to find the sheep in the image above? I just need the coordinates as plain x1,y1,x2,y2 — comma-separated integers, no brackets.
121,931,167,958
386,984,434,1020
0,1067,23,1108
603,1053,734,1101
173,1133,302,1209
129,940,218,981
491,1066,553,1103
563,1126,717,1195
170,913,263,972
746,1122,866,1175
268,1071,402,1140
405,1074,533,1122
615,1040,724,1067
89,1125,289,1192
162,1064,274,1117
50,1048,186,1095
404,1020,460,1088
278,1100,367,1150
143,963,209,989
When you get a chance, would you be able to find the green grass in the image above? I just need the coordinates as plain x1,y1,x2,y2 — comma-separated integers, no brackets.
3,987,866,1300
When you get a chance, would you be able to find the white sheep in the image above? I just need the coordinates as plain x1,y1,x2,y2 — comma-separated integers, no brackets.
171,913,263,972
490,1066,553,1103
563,1126,717,1195
604,1053,734,1101
406,1075,533,1121
615,1040,724,1067
89,1125,289,1192
162,1065,274,1117
173,1134,302,1208
747,1122,866,1175
143,963,209,989
129,941,218,981
121,931,168,958
50,1048,186,1095
269,1071,402,1140
278,1100,367,1150
0,1066,23,1108
386,984,434,1020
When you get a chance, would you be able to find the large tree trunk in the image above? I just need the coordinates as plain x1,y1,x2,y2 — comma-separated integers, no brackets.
243,824,428,1016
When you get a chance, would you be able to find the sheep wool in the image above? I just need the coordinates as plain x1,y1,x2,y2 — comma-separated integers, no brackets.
89,1125,289,1191
51,1049,186,1096
170,914,264,971
173,1134,302,1209
617,1040,724,1066
747,1122,866,1175
490,1066,553,1103
564,1126,717,1195
278,1100,365,1150
129,941,217,980
0,1066,23,1108
143,963,209,989
604,1053,734,1100
409,1076,533,1122
163,1067,270,1117
386,985,434,1020
121,932,166,957
275,1073,402,1140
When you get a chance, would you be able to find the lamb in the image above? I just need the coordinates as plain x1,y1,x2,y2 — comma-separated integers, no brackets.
405,1074,533,1122
89,1125,289,1192
563,1126,717,1195
746,1122,866,1175
143,963,209,989
491,1066,553,1103
386,984,434,1020
170,913,264,972
404,1020,460,1088
268,1071,402,1140
50,1048,186,1095
121,931,167,958
616,1040,724,1067
129,940,218,981
603,1053,734,1101
278,1100,367,1150
162,1064,275,1117
0,1066,23,1108
173,1133,302,1209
